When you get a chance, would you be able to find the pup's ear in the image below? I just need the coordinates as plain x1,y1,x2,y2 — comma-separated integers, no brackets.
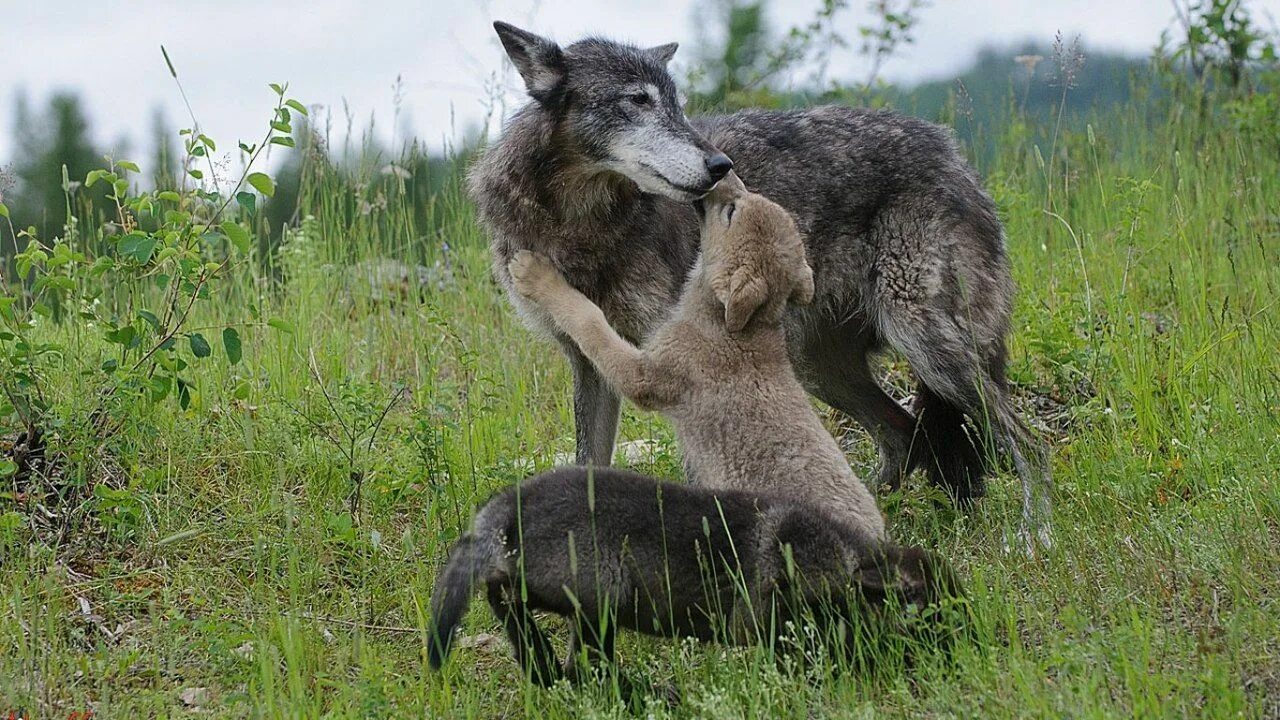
494,22,566,103
791,263,815,306
645,42,679,65
721,266,769,333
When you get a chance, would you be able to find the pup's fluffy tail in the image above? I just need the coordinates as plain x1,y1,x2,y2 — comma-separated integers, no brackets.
428,533,495,669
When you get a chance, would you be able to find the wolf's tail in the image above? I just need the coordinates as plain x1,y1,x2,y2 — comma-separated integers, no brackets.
428,531,499,669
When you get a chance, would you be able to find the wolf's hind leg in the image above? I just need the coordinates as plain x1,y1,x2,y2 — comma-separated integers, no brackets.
487,582,560,686
877,304,1051,549
910,385,989,503
798,323,917,491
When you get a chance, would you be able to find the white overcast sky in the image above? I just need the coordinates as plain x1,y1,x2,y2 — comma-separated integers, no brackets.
3,0,1271,168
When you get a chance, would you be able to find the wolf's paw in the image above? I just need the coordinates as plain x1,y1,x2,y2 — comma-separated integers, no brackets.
508,250,565,301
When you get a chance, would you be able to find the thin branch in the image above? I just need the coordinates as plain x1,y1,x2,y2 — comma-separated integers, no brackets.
365,385,409,455
308,348,354,447
278,394,353,465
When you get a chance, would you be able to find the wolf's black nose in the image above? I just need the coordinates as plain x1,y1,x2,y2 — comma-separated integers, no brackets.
705,153,734,182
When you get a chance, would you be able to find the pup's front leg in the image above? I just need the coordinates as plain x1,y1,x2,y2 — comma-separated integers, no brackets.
509,251,681,410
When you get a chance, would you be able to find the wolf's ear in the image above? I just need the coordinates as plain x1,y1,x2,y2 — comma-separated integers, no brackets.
721,266,769,333
645,42,679,65
790,263,815,306
494,21,566,103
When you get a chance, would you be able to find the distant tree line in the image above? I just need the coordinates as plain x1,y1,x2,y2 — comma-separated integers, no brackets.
3,0,1273,276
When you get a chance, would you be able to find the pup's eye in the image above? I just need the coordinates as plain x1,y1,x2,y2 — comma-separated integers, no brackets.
724,203,736,224
628,92,653,106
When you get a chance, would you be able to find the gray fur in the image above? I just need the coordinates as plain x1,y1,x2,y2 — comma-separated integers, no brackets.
427,466,965,684
507,172,884,538
471,24,1051,544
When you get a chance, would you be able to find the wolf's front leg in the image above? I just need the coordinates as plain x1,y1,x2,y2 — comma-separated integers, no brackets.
561,339,621,466
509,251,680,411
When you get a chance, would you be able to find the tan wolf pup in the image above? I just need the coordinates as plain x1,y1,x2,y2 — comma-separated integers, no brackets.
509,172,885,539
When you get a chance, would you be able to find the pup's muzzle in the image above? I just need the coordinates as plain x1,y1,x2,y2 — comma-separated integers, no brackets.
694,170,746,219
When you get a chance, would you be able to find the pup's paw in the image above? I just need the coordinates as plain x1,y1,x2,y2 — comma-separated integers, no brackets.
508,250,565,300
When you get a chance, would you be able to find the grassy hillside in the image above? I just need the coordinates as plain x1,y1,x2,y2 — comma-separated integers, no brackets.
2,74,1278,718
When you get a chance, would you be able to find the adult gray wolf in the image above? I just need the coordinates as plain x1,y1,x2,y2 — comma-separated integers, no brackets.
469,22,1051,544
426,466,965,686
507,171,885,539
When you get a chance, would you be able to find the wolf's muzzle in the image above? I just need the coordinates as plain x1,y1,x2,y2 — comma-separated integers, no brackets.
705,153,734,183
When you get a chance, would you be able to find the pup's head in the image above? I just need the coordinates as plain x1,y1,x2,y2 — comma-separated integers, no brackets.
493,22,733,201
699,172,815,332
842,544,972,658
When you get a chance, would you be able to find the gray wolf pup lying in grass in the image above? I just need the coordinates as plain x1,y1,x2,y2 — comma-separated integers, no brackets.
427,466,966,685
508,172,885,539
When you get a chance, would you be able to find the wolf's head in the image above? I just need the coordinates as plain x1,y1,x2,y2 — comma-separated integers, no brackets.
699,173,814,332
494,22,733,202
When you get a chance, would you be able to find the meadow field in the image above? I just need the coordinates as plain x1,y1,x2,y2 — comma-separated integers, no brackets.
2,49,1279,719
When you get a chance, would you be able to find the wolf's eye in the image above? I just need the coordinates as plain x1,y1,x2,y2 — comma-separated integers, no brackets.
628,91,653,107
724,203,736,224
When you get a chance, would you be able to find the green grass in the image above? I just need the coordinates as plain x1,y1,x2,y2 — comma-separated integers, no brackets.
2,92,1278,718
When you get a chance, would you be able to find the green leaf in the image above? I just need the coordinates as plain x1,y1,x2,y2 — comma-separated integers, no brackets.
149,376,171,402
232,380,252,400
0,202,9,219
156,526,205,547
236,191,257,216
0,510,22,532
157,190,181,203
105,325,137,347
85,169,107,187
270,136,296,148
119,233,158,264
246,172,275,197
221,221,251,254
177,377,192,410
0,458,16,478
285,99,309,116
222,327,242,365
188,332,211,358
138,309,162,332
189,168,204,180
270,82,285,96
117,160,141,173
266,317,295,334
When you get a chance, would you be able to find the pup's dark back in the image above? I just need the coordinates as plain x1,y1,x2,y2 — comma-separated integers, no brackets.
428,467,966,679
